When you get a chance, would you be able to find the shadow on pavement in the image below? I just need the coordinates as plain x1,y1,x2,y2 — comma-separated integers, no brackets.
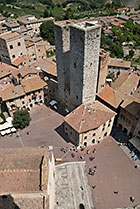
55,123,70,143
0,194,20,209
111,125,129,143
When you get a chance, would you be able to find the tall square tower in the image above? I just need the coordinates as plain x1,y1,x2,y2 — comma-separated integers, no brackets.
54,21,101,110
69,22,101,107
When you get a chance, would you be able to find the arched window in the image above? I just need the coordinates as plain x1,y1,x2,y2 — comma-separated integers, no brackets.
79,203,85,209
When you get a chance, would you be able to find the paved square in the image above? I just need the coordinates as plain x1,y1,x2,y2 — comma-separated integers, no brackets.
0,105,68,148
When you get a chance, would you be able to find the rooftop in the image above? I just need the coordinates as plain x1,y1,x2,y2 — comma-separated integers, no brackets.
98,85,122,109
18,16,54,25
111,72,140,99
12,56,31,67
0,62,18,79
0,31,21,40
108,58,131,68
0,193,44,209
22,76,47,93
120,87,140,118
19,66,41,78
0,148,49,193
33,58,57,77
64,101,116,133
1,85,25,101
71,21,101,31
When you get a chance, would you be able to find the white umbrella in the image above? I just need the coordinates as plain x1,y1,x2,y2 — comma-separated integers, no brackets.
11,127,16,132
1,130,6,136
6,129,11,134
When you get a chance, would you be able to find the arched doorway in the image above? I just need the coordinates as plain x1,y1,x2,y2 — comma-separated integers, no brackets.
79,203,85,209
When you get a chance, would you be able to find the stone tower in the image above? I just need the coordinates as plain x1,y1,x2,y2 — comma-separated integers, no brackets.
54,21,101,110
69,22,101,108
54,22,71,104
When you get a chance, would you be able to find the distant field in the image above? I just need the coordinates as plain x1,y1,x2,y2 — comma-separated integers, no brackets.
122,0,140,8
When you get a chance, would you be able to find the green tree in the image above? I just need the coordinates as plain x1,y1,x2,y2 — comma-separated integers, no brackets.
44,9,50,17
13,109,31,129
110,43,124,58
40,20,55,45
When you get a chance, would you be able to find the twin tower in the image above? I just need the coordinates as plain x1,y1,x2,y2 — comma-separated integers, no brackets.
54,20,101,111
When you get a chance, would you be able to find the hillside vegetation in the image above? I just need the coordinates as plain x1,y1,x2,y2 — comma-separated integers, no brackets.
0,0,134,19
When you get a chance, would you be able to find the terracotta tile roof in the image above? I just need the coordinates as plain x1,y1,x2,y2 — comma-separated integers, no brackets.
1,85,25,101
111,73,140,99
121,87,140,118
22,76,46,93
111,20,125,27
33,58,57,77
0,148,49,193
108,58,131,68
0,62,18,79
117,7,129,11
0,194,44,209
64,101,116,133
0,31,20,40
25,40,34,47
12,56,31,67
19,66,41,78
98,85,122,108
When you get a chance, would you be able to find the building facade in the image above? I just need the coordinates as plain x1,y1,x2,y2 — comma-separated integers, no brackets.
0,32,27,65
64,101,116,147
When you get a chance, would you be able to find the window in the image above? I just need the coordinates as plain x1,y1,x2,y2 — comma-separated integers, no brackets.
39,96,41,100
102,127,105,131
22,101,25,104
74,62,76,68
108,123,110,127
20,52,23,55
30,104,33,107
93,133,96,137
12,55,15,58
92,139,95,144
70,132,72,135
104,132,107,137
18,42,21,46
76,95,78,100
10,45,13,49
29,99,31,103
84,136,87,139
65,127,67,131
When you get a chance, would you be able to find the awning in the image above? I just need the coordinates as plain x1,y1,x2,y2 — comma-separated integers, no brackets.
49,100,58,106
11,127,16,132
129,137,140,152
6,129,11,134
1,130,6,136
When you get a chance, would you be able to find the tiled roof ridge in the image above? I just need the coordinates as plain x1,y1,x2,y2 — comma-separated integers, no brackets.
78,105,86,133
0,169,39,172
